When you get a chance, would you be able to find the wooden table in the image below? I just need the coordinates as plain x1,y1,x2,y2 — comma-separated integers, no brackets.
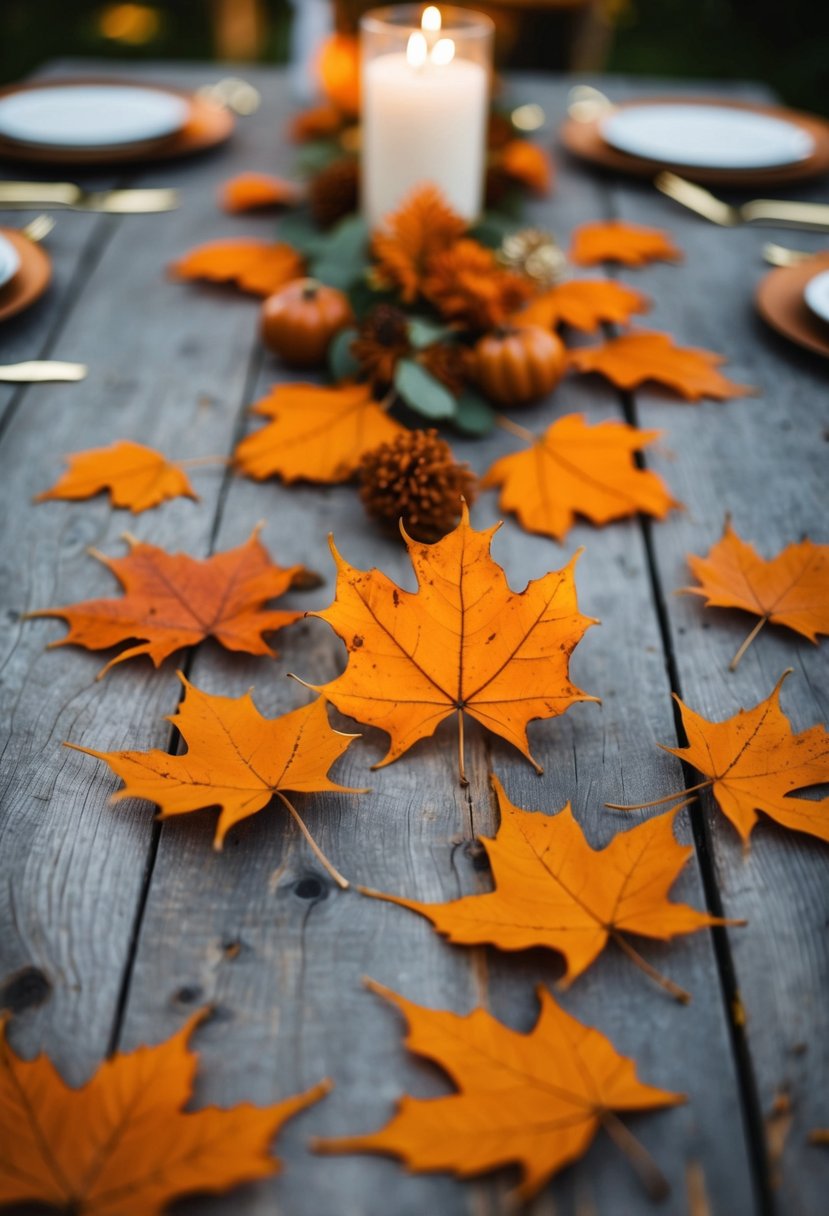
0,63,826,1216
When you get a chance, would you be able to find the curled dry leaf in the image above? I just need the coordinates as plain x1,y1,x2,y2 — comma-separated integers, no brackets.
315,981,684,1201
220,172,304,212
0,1008,330,1216
235,382,404,484
69,677,363,883
569,330,754,402
570,220,682,267
497,139,554,195
609,671,829,845
35,440,199,514
30,528,309,676
169,238,304,296
681,521,829,670
302,503,598,782
483,413,679,542
362,775,729,1002
517,278,649,333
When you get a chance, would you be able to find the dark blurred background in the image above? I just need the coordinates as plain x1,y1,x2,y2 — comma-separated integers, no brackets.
1,0,827,115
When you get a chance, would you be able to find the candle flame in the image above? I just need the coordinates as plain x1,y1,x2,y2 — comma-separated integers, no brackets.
407,30,428,68
431,36,455,66
421,6,441,31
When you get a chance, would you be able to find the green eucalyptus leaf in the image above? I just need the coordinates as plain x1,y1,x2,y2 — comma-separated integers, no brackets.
276,211,325,257
310,214,369,290
394,359,457,420
407,317,453,349
452,389,497,436
328,327,361,382
295,139,342,176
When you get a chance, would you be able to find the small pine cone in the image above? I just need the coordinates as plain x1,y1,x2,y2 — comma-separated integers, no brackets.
351,303,411,392
358,429,477,542
309,157,360,229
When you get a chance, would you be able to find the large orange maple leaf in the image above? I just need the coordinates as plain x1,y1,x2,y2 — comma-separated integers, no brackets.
169,238,304,296
362,775,728,1002
609,672,829,845
30,528,309,676
315,981,683,1200
569,220,682,267
483,414,679,541
569,330,753,401
680,520,829,669
35,441,199,513
517,279,649,333
371,183,467,303
303,504,598,781
69,677,362,882
235,382,404,484
0,1008,329,1216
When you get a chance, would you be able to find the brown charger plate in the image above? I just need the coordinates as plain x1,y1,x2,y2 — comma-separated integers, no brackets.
0,228,51,322
0,79,234,166
560,97,829,188
756,252,829,359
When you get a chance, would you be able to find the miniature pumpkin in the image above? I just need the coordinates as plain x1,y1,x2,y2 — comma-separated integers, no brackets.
261,278,354,368
317,33,361,118
473,324,566,407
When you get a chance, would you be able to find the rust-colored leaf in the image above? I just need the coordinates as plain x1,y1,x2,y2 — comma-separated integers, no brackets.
0,1008,329,1216
169,238,304,296
681,521,829,669
234,382,404,484
517,279,649,333
570,220,682,267
35,441,198,513
30,528,308,676
372,183,467,303
304,503,598,780
497,139,553,195
220,172,304,212
483,414,679,542
569,330,754,401
315,981,683,1200
364,776,728,1001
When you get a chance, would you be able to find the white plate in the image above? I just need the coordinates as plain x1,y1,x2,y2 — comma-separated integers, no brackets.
804,268,829,325
0,234,21,289
0,85,189,150
601,104,815,170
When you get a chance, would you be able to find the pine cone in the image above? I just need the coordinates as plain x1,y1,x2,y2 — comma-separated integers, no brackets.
351,303,411,392
309,157,360,229
358,429,477,541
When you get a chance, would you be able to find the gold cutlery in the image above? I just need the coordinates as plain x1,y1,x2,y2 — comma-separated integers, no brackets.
762,242,825,267
566,85,615,123
21,214,55,242
0,361,87,382
656,172,829,231
0,183,179,213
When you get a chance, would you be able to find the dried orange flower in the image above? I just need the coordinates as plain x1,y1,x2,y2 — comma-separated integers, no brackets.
418,342,470,395
423,239,535,331
351,304,412,392
372,184,467,303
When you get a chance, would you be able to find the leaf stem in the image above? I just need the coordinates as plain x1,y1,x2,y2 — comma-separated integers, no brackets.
729,616,768,671
605,779,712,812
275,792,350,889
600,1110,670,1202
611,931,690,1004
458,710,468,788
495,413,537,444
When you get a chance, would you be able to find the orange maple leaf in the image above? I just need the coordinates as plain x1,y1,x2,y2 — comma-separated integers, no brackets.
234,382,404,484
517,279,649,333
569,220,682,267
497,139,553,195
288,102,346,143
680,520,829,670
69,677,362,879
422,238,535,330
302,503,598,781
372,183,467,303
569,330,754,401
35,441,200,513
315,980,684,1200
220,172,304,212
169,238,304,296
609,672,829,846
483,414,679,542
30,528,308,676
363,775,730,1002
0,1007,329,1216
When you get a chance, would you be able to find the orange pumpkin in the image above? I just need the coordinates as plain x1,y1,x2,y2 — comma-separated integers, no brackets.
473,325,566,407
317,33,361,118
261,278,354,368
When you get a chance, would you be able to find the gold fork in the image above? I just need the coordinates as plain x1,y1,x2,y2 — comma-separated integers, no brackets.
0,182,179,213
655,172,829,232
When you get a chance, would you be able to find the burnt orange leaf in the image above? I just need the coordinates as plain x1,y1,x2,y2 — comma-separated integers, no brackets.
372,183,467,303
315,980,684,1200
517,278,649,333
680,521,829,670
69,677,362,878
35,441,199,513
570,220,682,267
483,414,679,542
220,172,304,212
0,1007,329,1216
303,503,598,781
569,330,754,401
30,527,308,676
235,382,404,484
288,102,346,143
497,139,553,195
169,238,304,296
363,775,728,1002
609,672,829,846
